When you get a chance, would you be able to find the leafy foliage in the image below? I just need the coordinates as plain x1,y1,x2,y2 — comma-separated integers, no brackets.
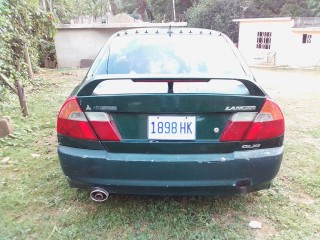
186,0,241,42
245,0,317,17
307,0,320,16
53,0,119,24
0,0,55,116
0,0,56,110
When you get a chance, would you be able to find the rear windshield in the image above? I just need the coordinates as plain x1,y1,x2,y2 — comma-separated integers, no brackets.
93,34,247,79
93,80,249,95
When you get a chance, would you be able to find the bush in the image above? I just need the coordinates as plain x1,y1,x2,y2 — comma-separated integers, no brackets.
0,0,56,86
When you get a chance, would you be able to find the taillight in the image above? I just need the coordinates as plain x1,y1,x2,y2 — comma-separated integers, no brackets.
57,97,121,141
57,97,97,140
243,99,284,141
219,112,257,141
85,112,121,141
220,99,284,142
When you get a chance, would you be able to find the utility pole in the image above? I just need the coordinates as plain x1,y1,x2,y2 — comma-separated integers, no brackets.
49,0,53,12
42,0,46,11
42,0,52,12
107,0,113,15
172,0,176,22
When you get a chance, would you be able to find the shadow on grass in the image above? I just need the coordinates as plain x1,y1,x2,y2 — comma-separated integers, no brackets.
46,188,263,239
73,188,260,217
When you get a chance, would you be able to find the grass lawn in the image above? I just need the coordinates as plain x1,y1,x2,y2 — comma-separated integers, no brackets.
0,68,320,240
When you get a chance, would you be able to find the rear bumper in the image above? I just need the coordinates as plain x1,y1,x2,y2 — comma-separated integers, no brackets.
58,146,283,195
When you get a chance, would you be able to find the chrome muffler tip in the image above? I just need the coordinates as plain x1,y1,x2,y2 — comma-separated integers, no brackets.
90,188,109,202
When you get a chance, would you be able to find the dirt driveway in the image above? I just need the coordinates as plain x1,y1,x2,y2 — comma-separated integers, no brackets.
252,67,320,99
252,67,320,150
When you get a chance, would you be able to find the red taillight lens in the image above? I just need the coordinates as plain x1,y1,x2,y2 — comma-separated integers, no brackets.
243,99,284,141
220,99,284,142
57,97,121,141
57,97,97,140
220,113,257,141
85,112,121,141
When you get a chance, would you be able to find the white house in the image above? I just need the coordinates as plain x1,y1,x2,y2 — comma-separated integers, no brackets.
233,17,320,68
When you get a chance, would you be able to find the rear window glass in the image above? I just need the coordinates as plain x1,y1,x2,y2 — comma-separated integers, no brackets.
93,80,249,95
93,34,247,79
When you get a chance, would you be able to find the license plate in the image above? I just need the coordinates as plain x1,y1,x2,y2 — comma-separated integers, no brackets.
148,116,196,140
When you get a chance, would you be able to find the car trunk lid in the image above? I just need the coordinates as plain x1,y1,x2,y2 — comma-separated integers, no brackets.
74,76,268,154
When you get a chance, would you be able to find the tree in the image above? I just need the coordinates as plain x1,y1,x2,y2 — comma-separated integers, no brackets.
120,0,153,21
187,0,242,42
307,0,320,16
245,0,316,18
52,0,119,23
0,0,55,116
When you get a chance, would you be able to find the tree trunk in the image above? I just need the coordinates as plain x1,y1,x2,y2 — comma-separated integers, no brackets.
16,80,29,117
15,61,29,117
25,44,33,79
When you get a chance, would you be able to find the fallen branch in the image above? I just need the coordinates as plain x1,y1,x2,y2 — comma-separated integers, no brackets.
0,73,18,95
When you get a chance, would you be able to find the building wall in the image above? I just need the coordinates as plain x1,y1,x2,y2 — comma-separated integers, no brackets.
55,28,118,68
237,18,320,68
289,30,320,67
237,19,294,66
55,23,188,68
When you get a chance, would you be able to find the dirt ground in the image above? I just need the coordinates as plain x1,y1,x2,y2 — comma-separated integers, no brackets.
251,67,320,99
252,67,320,144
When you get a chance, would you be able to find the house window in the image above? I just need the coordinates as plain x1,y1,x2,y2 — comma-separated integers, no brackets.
302,34,312,44
256,32,272,49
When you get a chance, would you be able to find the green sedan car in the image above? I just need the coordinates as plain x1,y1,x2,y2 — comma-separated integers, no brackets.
57,28,285,202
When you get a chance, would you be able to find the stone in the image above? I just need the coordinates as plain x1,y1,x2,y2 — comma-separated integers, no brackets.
1,157,10,164
0,117,14,138
249,220,262,229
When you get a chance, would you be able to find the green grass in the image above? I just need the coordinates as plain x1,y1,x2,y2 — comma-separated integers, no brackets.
1,68,320,239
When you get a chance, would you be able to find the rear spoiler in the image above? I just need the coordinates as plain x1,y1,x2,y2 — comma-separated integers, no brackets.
76,74,267,97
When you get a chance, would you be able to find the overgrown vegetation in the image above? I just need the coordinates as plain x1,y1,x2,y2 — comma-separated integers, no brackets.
52,0,119,23
0,0,56,78
0,0,56,116
186,0,241,42
0,68,319,239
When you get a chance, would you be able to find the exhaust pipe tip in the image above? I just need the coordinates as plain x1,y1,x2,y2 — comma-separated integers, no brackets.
90,188,109,202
